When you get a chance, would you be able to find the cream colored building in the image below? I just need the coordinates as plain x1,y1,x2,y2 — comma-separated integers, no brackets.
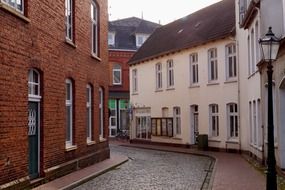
129,0,240,150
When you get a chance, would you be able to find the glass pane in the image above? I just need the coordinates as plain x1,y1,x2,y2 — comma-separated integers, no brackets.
34,84,39,95
66,106,71,142
114,71,121,83
66,82,71,100
109,99,116,109
93,25,97,54
87,108,90,137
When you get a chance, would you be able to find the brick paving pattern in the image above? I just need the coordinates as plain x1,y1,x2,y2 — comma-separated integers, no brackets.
74,145,213,190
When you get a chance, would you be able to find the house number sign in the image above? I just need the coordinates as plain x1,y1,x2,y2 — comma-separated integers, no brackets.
28,109,37,136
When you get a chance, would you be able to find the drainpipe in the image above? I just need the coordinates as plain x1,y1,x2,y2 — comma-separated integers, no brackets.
236,38,242,153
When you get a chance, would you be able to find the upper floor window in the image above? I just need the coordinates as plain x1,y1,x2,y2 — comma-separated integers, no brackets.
113,64,122,85
136,34,149,47
167,59,174,88
28,69,41,98
189,53,199,85
91,1,99,56
132,69,138,93
173,107,181,136
65,0,74,41
208,48,218,81
209,104,219,137
226,44,237,80
66,79,74,147
86,84,92,142
2,0,24,13
108,32,115,46
227,103,238,138
155,63,162,90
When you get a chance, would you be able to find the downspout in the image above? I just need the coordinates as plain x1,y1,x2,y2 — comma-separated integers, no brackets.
236,38,242,153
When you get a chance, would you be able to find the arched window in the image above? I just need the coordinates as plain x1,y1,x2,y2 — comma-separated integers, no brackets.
28,69,41,100
91,0,99,56
113,64,122,85
86,84,93,142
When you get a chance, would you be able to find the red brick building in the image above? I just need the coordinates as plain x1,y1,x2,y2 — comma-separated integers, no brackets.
108,17,160,137
0,0,109,188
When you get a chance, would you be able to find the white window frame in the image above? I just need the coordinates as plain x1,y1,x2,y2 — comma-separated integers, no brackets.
66,79,73,147
65,0,73,41
255,21,260,63
136,34,149,47
2,0,24,13
108,32,115,46
99,87,104,138
227,103,238,139
28,69,41,101
91,1,98,56
208,48,218,81
86,84,92,142
225,43,237,80
249,101,253,144
167,59,174,88
209,104,219,137
155,63,162,90
113,64,122,85
132,69,138,93
173,107,181,136
189,53,199,86
250,29,256,73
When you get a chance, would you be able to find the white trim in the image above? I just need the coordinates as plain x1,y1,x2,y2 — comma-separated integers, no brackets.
91,1,98,56
189,53,199,86
65,79,73,146
208,48,218,82
225,43,237,81
113,64,122,85
65,0,73,41
109,49,137,52
99,87,104,138
86,84,92,142
1,0,24,14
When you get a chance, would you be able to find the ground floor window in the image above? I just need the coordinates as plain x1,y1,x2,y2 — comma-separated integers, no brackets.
227,103,238,138
136,116,151,139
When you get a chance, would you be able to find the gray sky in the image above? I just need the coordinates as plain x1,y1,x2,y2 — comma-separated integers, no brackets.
108,0,221,25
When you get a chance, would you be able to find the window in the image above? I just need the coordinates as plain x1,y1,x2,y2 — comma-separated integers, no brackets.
249,101,253,143
167,59,174,88
173,107,181,136
66,79,73,147
247,36,251,75
86,84,92,142
91,1,99,56
251,29,255,73
208,48,218,81
155,63,162,90
136,34,149,47
65,0,73,41
227,103,238,138
189,53,199,85
209,104,219,137
99,87,104,138
113,64,122,85
28,69,41,99
132,69,138,93
2,0,24,13
255,21,260,63
108,32,115,46
253,100,257,145
226,44,237,80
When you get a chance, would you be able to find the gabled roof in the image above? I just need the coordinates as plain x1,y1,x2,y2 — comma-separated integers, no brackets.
108,17,161,51
128,0,235,65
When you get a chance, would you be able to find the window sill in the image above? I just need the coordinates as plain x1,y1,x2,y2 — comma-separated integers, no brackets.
226,139,239,144
87,140,96,146
208,138,221,142
172,136,182,140
207,82,219,86
113,83,122,86
155,89,163,92
0,3,30,23
65,144,77,152
250,143,263,151
91,54,102,62
65,39,77,48
99,137,107,142
224,79,237,84
132,92,139,95
166,87,175,91
248,70,259,79
189,84,200,88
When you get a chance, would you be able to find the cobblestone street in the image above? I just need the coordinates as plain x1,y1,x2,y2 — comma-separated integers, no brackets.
74,145,213,190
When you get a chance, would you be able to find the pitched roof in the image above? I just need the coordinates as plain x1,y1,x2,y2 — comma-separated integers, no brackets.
108,17,161,50
129,0,235,65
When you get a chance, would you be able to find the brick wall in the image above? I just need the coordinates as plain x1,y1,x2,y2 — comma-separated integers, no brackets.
0,0,109,186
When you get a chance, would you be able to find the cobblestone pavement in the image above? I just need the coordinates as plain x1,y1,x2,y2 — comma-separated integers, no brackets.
74,145,213,190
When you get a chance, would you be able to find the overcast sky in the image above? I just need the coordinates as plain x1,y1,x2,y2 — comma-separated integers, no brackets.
108,0,221,25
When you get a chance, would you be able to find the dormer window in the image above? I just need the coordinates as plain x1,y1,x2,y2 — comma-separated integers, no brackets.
136,34,149,47
108,32,115,46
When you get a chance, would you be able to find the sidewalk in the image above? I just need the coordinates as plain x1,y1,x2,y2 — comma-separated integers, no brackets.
34,153,128,190
114,140,266,190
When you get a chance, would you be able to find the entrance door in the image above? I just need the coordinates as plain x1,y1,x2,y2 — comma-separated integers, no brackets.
28,102,39,179
191,105,199,144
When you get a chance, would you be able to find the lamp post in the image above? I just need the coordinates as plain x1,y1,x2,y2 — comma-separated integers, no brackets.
259,27,280,190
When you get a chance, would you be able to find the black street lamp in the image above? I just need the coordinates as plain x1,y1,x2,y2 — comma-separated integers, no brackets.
259,27,280,190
